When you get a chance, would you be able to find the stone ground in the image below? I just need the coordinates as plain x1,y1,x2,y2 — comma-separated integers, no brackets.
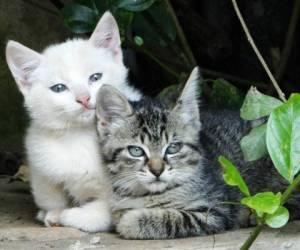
1,176,300,250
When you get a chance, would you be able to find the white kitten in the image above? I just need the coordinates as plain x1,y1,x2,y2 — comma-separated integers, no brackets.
5,12,141,232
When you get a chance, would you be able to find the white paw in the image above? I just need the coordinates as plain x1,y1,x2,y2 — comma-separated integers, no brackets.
44,210,63,227
60,203,111,233
36,210,46,222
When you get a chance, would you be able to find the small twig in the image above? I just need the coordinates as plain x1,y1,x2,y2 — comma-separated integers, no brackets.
275,0,300,84
231,0,287,102
165,0,197,66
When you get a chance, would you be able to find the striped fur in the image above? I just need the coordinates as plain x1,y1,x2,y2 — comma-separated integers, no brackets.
96,68,300,239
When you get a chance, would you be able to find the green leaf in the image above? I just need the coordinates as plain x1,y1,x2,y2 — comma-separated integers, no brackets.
265,206,289,228
218,156,250,197
134,36,144,46
266,94,300,183
61,4,99,34
132,1,176,47
240,123,267,161
209,79,244,109
241,192,281,214
118,0,156,12
241,87,283,120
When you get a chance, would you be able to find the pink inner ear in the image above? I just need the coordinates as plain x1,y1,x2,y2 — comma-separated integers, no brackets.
100,36,120,56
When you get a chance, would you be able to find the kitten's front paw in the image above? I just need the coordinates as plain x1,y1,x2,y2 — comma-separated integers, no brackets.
117,210,144,239
117,209,160,239
59,204,111,233
37,210,62,227
36,210,46,222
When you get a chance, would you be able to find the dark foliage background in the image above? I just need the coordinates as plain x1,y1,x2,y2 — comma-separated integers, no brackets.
0,0,299,174
54,0,300,106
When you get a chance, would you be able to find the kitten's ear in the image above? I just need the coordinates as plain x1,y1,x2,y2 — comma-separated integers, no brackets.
96,85,133,126
6,40,42,95
173,67,201,127
89,11,122,61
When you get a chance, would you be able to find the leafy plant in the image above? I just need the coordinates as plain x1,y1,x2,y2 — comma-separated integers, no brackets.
218,1,300,249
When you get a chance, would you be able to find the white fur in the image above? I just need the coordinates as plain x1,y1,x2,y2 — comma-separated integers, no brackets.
5,12,141,232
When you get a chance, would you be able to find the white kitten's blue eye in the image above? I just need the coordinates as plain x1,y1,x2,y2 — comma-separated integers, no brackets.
50,84,68,93
128,146,145,157
166,142,183,155
89,73,102,84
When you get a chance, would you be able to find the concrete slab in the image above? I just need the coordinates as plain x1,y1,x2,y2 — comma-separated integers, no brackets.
1,176,300,250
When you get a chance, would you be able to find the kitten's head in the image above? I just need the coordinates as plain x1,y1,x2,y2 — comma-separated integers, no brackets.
6,12,127,129
96,68,201,195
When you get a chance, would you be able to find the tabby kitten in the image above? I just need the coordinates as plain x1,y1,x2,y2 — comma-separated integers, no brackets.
95,68,236,239
96,67,300,239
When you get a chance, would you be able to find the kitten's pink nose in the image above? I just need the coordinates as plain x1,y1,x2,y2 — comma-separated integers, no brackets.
76,95,90,108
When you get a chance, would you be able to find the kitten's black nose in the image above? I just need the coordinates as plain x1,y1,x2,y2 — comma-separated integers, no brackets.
148,158,165,177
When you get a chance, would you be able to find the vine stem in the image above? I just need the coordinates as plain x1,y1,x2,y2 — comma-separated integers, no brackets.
231,0,287,102
281,173,300,204
241,174,300,250
240,223,264,250
165,0,197,66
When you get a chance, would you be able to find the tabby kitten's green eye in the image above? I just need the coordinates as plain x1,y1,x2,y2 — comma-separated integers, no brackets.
166,142,183,155
128,146,145,157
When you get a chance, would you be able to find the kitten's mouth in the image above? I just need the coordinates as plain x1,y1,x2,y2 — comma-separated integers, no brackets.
145,179,168,193
150,178,166,184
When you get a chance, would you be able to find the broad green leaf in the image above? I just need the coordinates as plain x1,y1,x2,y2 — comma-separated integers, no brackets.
266,94,300,183
240,123,267,161
265,206,289,228
218,156,250,197
241,192,281,214
209,79,244,109
132,1,176,47
61,4,99,34
118,0,156,12
241,87,283,120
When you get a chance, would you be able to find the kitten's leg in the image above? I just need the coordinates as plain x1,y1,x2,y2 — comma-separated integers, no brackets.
59,199,111,232
117,207,233,239
31,172,67,226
